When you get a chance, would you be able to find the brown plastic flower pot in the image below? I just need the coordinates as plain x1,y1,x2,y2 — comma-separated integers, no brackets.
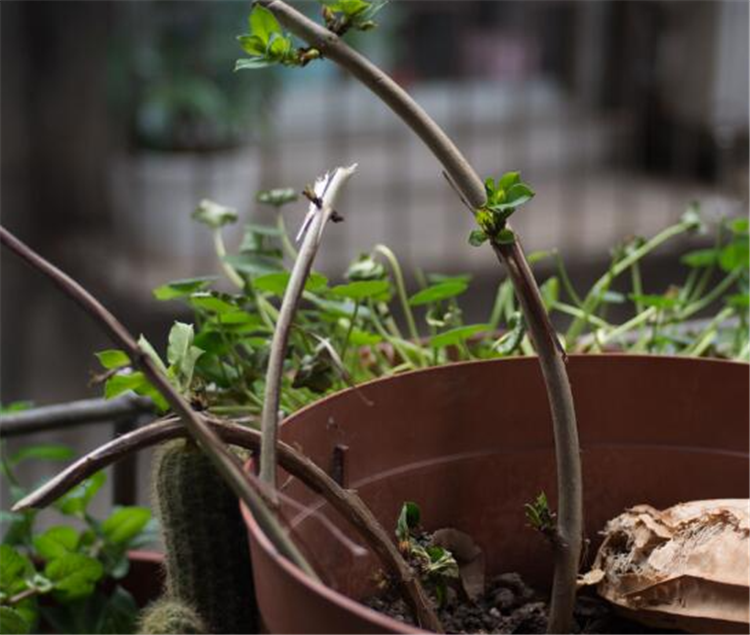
241,355,749,634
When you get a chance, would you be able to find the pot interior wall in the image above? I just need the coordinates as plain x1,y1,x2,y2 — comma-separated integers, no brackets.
272,356,749,605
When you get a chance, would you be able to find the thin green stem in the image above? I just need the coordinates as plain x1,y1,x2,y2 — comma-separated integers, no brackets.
599,307,658,346
630,260,644,314
553,302,611,330
374,244,420,343
567,220,695,343
554,251,583,308
213,229,245,290
679,269,742,320
277,212,299,261
339,300,360,365
684,307,734,357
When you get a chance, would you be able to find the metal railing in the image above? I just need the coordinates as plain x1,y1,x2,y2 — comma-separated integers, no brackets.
0,394,156,505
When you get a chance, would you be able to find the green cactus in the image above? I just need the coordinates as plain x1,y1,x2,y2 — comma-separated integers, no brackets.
152,440,258,634
138,598,208,634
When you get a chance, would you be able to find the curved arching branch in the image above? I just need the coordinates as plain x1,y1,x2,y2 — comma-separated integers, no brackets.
12,415,442,633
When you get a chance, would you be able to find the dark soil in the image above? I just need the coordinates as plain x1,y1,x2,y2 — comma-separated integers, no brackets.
365,571,679,634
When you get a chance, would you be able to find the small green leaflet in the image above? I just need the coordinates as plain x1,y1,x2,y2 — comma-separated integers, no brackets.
45,553,103,601
256,188,298,207
0,606,30,635
33,526,79,561
330,280,390,301
430,324,488,349
345,255,386,281
101,507,151,545
395,501,420,543
167,322,204,392
95,350,130,370
191,200,237,229
409,280,467,306
253,271,328,296
138,336,168,375
0,545,35,593
468,229,487,247
223,254,284,276
55,472,106,517
152,277,216,301
680,249,717,268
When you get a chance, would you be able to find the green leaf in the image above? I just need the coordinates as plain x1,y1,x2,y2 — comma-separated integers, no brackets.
0,545,34,594
167,322,196,367
9,445,73,466
430,324,488,349
33,526,79,561
256,188,298,207
137,336,168,375
249,5,282,44
498,171,521,191
253,272,328,296
167,323,204,390
629,293,679,310
0,607,30,635
323,0,371,17
345,255,386,281
468,229,487,247
152,277,216,301
348,328,382,346
527,250,553,264
719,239,749,272
330,280,391,301
104,372,147,400
95,586,138,634
102,370,168,412
495,228,516,244
395,502,420,543
681,249,717,268
45,553,103,601
727,293,750,309
189,292,239,315
409,280,467,306
191,200,238,229
235,57,275,71
101,507,151,545
680,203,703,231
493,312,525,356
223,253,284,276
729,217,749,235
95,350,130,370
237,34,266,56
55,472,106,517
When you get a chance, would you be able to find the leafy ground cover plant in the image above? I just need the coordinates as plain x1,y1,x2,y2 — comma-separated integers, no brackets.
96,197,747,424
0,431,155,634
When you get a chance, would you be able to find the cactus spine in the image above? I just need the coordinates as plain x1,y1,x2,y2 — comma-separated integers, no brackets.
152,439,258,634
138,599,207,635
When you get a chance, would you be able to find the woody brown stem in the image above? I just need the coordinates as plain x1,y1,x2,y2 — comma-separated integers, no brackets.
256,3,583,631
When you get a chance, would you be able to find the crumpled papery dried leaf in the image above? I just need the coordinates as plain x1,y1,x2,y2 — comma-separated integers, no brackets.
583,499,750,634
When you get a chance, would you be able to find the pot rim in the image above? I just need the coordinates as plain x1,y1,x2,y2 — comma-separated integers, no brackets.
240,498,424,633
241,353,748,634
280,352,748,424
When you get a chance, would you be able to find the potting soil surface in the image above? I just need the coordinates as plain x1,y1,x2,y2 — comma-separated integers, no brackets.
365,571,681,634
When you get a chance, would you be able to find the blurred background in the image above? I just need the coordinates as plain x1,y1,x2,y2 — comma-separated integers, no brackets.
1,1,748,457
